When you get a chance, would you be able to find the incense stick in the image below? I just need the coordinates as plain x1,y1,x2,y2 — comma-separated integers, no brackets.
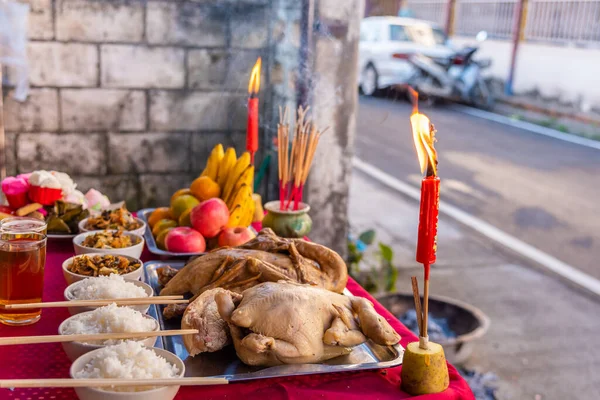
423,268,430,342
410,276,423,337
0,329,198,346
0,377,228,388
4,298,189,309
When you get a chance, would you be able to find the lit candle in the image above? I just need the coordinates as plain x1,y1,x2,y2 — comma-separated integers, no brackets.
410,97,439,349
247,57,262,165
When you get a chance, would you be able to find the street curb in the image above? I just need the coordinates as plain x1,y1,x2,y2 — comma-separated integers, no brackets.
451,105,600,150
497,96,600,127
352,157,600,297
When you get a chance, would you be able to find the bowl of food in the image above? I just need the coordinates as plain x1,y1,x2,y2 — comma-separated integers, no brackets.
70,341,184,400
63,274,152,315
73,229,144,258
62,254,144,285
79,206,146,237
46,200,90,237
59,304,159,361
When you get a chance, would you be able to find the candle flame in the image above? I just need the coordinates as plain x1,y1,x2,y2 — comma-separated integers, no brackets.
248,57,262,94
409,89,437,176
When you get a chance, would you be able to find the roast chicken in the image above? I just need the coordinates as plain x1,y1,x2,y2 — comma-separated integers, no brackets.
183,281,401,366
160,229,348,301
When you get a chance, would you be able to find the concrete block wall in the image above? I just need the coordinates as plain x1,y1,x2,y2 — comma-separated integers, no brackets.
3,0,364,254
4,0,275,209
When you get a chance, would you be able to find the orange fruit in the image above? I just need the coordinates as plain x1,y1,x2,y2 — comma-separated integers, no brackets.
178,208,193,227
152,219,178,237
156,227,173,250
170,194,200,219
190,176,221,202
170,188,193,204
148,207,173,228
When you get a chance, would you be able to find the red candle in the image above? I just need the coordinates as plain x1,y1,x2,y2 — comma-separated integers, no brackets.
410,98,439,343
416,175,440,280
247,57,261,164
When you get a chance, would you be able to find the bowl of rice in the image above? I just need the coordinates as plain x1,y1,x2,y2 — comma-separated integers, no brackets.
59,304,159,361
70,341,184,400
63,253,144,285
64,274,153,315
73,229,144,258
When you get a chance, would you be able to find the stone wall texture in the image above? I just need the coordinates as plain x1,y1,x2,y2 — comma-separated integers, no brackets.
2,0,363,254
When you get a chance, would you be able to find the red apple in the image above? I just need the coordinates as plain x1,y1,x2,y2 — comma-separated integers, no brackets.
190,198,230,238
165,227,206,253
218,227,256,248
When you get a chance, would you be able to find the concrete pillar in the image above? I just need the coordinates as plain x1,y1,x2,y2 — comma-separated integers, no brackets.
305,0,364,256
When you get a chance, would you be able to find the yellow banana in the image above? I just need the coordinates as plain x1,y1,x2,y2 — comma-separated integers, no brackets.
216,147,236,189
225,165,254,206
227,183,252,211
201,144,224,181
240,196,255,227
226,204,243,228
222,152,251,201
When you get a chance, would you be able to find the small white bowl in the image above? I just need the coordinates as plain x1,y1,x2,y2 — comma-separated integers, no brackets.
63,277,153,315
73,230,144,259
59,312,159,361
62,253,145,285
79,217,147,237
70,346,185,400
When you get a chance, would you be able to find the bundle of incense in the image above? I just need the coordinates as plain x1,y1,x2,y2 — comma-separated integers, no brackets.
277,106,327,210
277,106,290,210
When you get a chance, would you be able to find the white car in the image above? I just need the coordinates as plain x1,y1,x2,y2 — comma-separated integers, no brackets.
358,16,455,96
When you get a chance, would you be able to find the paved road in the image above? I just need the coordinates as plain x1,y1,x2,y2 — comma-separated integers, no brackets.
355,96,600,279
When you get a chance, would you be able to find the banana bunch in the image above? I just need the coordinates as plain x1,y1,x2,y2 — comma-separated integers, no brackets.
201,144,255,227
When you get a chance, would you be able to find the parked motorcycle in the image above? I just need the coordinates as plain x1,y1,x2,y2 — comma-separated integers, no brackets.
407,31,494,110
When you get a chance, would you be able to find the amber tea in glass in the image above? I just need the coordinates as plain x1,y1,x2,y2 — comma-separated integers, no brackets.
0,232,47,326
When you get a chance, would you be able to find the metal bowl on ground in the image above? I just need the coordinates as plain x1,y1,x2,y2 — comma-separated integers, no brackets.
376,292,490,365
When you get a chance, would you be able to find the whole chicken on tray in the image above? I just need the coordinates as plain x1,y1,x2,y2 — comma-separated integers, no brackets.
157,228,401,366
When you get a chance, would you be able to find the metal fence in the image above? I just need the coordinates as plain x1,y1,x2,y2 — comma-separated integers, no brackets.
402,0,600,46
404,0,448,26
525,0,600,44
455,0,517,39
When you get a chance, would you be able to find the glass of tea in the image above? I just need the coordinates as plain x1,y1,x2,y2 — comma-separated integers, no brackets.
0,217,47,235
0,231,47,326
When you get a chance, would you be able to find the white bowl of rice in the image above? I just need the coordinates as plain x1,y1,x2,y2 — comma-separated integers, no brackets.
64,274,153,315
59,304,159,361
70,341,184,400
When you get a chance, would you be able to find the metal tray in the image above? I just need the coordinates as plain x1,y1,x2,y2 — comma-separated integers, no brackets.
137,208,205,258
145,261,404,381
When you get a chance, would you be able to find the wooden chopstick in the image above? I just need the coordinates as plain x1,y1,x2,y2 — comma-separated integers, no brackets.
4,298,188,309
0,329,199,346
0,377,228,388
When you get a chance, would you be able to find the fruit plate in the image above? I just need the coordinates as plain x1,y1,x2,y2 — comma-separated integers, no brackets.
137,208,206,258
144,260,404,382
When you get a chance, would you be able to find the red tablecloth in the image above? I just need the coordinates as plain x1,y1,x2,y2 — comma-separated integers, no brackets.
0,239,474,400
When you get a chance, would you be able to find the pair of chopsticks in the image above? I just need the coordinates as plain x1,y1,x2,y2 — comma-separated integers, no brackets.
0,377,228,388
2,295,188,309
0,329,199,346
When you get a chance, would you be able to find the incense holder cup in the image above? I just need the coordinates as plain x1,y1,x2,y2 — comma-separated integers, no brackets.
400,340,449,395
262,201,312,238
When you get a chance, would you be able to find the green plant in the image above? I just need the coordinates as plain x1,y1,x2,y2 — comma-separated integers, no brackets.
347,229,398,294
